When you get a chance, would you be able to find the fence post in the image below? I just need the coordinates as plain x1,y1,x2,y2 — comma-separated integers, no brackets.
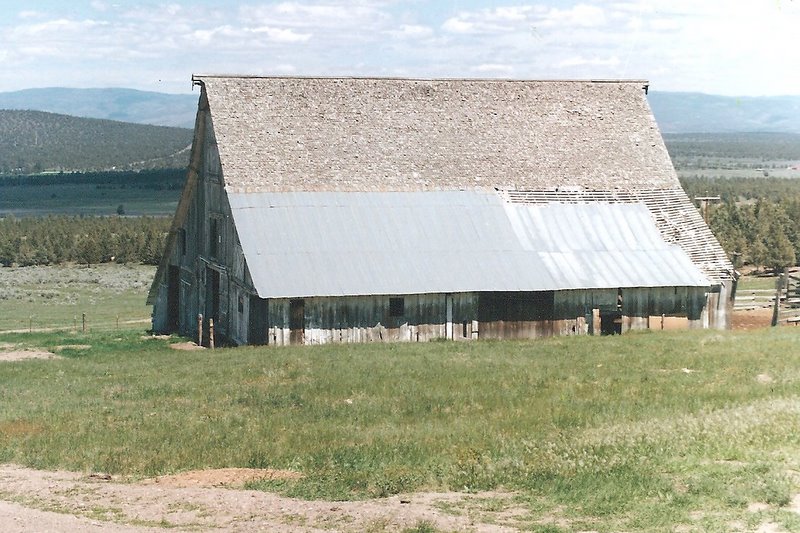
209,318,215,350
82,313,86,333
197,314,203,346
772,271,786,327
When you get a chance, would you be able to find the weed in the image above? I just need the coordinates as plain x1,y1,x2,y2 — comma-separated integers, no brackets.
402,520,439,533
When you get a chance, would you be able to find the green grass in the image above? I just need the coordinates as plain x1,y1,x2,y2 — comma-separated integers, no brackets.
738,273,782,291
1,327,799,531
0,183,178,216
0,264,154,332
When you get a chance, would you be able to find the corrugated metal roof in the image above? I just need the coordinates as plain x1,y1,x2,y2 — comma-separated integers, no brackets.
228,190,709,299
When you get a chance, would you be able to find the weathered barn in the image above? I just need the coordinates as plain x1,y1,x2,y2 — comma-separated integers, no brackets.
148,76,736,345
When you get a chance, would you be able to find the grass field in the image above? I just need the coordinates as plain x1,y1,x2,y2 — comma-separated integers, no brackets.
1,325,799,531
0,264,155,332
1,265,799,531
0,183,179,216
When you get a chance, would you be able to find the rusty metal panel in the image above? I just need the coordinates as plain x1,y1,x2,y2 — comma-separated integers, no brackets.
228,190,710,299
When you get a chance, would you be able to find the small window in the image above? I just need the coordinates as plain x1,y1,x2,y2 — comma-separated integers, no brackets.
238,295,244,314
389,297,404,317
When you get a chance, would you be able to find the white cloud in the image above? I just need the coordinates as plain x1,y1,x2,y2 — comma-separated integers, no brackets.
471,63,515,75
388,24,433,39
442,5,542,35
1,0,799,96
441,18,475,34
558,55,621,68
251,26,312,43
18,10,44,19
537,3,607,29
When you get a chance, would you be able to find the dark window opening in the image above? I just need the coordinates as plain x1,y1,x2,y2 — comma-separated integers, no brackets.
462,320,468,338
478,291,554,322
209,218,219,257
206,268,220,321
178,228,187,256
389,297,405,317
238,295,244,314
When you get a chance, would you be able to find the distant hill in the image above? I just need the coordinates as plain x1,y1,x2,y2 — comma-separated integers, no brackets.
0,88,197,128
0,110,192,174
2,86,800,134
648,91,800,134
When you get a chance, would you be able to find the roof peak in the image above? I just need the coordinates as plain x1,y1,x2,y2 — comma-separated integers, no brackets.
192,74,649,85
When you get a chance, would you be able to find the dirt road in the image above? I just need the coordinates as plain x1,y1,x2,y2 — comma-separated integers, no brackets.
0,464,518,532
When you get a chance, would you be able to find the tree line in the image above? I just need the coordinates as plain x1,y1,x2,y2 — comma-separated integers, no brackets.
0,216,169,267
681,177,800,272
2,177,799,273
664,133,800,165
0,168,186,191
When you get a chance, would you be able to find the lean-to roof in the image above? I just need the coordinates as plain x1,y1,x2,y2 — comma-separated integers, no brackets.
230,190,709,299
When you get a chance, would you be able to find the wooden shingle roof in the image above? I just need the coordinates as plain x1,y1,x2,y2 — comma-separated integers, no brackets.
196,76,677,192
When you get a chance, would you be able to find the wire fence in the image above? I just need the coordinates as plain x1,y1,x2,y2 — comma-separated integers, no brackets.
0,314,151,335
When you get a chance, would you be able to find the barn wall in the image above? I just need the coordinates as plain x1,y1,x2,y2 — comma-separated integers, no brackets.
266,293,478,346
702,280,735,330
257,286,712,345
153,108,257,346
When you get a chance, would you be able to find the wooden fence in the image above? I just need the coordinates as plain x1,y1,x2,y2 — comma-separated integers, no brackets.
735,272,800,325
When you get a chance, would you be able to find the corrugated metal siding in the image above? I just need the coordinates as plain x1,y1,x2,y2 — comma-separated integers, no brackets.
228,190,709,299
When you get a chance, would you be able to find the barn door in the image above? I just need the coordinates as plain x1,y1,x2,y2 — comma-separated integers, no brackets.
167,266,180,332
289,299,305,345
206,267,220,321
248,296,268,345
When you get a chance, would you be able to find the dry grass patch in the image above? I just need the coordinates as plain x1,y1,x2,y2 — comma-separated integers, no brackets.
52,344,91,352
149,468,304,488
0,348,60,362
0,420,45,437
168,341,205,351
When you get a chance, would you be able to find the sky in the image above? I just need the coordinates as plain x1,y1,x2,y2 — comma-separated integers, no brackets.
1,0,799,96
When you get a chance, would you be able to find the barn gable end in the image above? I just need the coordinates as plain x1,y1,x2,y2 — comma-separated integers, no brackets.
148,76,735,345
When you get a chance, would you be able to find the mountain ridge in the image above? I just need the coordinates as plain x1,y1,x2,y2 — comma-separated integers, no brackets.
0,87,197,129
2,87,800,133
647,91,800,134
0,109,193,174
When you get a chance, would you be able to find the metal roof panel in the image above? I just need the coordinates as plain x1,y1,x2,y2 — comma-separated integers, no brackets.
228,191,710,298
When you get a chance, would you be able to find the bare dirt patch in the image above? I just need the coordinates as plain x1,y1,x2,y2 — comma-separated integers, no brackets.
0,349,61,362
147,468,304,488
0,464,521,532
732,308,774,330
169,342,205,351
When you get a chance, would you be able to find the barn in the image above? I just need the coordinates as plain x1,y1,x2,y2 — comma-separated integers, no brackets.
147,76,736,345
